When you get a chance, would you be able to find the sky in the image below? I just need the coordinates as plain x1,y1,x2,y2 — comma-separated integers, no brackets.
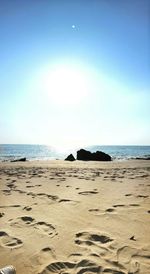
0,0,150,147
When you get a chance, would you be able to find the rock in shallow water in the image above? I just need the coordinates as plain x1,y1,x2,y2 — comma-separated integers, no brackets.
77,149,111,161
11,157,26,162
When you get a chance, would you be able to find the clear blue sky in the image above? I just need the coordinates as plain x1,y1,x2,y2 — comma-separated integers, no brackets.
0,0,149,147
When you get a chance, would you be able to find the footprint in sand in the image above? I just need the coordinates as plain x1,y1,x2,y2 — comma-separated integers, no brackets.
105,208,115,213
9,216,35,227
75,230,114,258
37,193,59,202
78,190,98,195
9,216,57,237
34,222,57,237
2,189,11,195
75,231,113,245
39,259,101,274
0,212,5,218
0,231,23,249
137,195,149,198
26,191,59,202
58,199,78,205
7,183,16,189
59,199,73,203
112,204,141,212
41,259,127,273
129,204,140,207
116,246,150,273
88,208,103,216
31,246,56,265
113,204,125,208
23,206,32,211
89,208,115,216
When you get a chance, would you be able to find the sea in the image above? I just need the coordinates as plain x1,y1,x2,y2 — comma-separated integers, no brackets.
0,144,150,162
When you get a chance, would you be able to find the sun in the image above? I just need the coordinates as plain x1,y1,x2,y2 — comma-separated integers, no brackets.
41,65,89,105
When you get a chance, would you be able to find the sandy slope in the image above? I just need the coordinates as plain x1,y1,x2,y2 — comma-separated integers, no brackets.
0,160,150,274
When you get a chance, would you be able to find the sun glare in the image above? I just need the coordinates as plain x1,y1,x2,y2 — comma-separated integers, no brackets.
41,65,89,105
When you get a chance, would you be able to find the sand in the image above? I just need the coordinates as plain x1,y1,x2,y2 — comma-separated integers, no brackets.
0,160,150,274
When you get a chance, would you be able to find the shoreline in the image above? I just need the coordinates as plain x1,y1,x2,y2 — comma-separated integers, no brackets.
0,159,150,169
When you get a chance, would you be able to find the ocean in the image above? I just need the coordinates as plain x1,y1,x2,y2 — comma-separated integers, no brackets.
0,144,150,162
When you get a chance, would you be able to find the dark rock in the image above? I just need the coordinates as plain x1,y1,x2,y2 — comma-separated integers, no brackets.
65,154,75,161
11,157,26,162
92,151,111,161
77,149,111,161
77,149,92,161
135,157,150,160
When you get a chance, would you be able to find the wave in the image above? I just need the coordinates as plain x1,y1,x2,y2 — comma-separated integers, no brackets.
0,144,150,162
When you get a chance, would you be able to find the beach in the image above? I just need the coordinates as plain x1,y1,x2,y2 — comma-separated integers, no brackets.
0,160,150,274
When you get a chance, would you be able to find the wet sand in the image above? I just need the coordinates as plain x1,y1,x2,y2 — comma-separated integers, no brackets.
0,160,150,274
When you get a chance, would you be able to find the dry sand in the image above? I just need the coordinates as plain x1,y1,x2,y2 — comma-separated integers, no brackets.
0,160,150,274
